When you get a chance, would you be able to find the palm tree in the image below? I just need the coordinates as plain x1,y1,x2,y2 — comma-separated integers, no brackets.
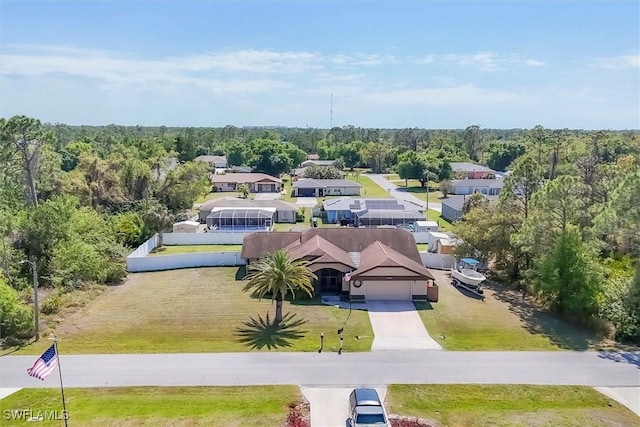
243,249,317,324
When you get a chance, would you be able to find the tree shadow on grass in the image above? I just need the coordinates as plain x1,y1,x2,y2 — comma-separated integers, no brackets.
235,266,247,281
485,281,606,351
235,312,308,350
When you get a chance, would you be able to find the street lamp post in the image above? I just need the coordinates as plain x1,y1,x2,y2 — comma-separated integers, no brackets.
19,259,39,341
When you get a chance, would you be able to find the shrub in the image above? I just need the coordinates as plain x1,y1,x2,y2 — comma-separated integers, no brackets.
41,292,64,315
0,280,34,339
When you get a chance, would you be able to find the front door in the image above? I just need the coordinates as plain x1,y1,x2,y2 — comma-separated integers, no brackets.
318,269,341,294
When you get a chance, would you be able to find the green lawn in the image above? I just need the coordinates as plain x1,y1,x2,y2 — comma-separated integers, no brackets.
195,191,243,204
424,209,456,232
18,267,373,354
0,386,301,427
416,270,612,351
417,244,428,252
150,245,243,255
345,174,390,198
386,385,638,427
281,175,295,202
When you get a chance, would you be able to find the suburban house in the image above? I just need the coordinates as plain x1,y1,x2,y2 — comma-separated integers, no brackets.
206,207,275,231
322,197,424,227
306,154,320,161
228,165,253,173
241,228,437,301
415,220,439,233
450,162,496,179
450,178,504,196
195,155,228,169
440,194,499,222
293,179,361,197
300,159,336,167
211,173,282,193
198,197,298,223
291,166,346,178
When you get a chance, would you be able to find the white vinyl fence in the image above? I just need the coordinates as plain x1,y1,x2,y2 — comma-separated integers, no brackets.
162,232,253,245
126,233,245,272
420,252,455,270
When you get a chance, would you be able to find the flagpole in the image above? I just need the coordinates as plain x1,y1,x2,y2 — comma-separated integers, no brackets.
52,336,69,427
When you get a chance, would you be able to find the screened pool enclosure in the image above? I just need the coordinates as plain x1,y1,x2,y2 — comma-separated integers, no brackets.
206,207,275,231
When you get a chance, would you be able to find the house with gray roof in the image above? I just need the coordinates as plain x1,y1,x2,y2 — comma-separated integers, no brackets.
323,197,424,227
450,162,496,179
450,178,504,196
293,179,361,197
440,194,499,222
198,197,298,223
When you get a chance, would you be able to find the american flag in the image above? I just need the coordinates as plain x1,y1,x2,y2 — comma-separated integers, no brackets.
27,344,58,380
344,272,352,282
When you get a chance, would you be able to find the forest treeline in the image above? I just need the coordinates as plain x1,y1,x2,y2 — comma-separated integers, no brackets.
1,116,638,343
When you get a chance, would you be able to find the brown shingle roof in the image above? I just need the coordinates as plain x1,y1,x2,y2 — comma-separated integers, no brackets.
241,232,300,259
241,228,421,264
285,235,357,268
211,173,282,184
352,241,434,280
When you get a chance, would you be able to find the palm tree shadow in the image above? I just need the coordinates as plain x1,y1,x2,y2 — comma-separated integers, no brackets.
235,312,308,350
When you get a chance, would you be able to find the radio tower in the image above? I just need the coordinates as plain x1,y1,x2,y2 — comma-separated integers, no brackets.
330,93,333,129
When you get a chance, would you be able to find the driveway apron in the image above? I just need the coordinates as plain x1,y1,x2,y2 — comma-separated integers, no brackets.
367,301,443,350
301,386,387,427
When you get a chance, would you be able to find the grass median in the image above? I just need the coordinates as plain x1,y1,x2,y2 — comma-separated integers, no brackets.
0,386,301,427
386,384,638,426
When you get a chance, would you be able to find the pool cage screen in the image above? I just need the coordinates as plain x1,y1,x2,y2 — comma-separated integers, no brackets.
206,208,274,230
355,209,425,227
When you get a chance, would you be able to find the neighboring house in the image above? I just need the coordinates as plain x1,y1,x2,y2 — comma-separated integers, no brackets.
450,178,504,196
293,179,361,197
211,173,282,193
291,166,345,178
228,165,254,173
195,155,228,169
450,162,496,179
440,194,499,222
415,220,439,233
241,228,437,301
300,159,336,167
206,207,275,231
198,197,298,223
306,154,320,161
322,197,424,227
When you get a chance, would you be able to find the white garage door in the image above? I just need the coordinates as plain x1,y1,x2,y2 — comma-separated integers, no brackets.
365,281,412,300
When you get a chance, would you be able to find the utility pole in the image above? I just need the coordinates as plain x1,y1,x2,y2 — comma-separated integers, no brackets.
20,259,39,341
330,93,333,129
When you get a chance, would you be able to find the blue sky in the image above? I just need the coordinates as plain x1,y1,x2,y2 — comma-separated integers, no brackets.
1,1,638,129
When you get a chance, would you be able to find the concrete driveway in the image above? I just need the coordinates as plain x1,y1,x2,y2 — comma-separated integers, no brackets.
253,193,282,200
367,301,443,350
301,386,387,427
295,197,318,207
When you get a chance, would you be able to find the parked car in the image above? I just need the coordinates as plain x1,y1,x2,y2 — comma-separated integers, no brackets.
348,388,390,426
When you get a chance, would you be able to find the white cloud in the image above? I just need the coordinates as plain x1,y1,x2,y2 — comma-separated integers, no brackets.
358,84,534,107
419,51,545,71
594,54,640,69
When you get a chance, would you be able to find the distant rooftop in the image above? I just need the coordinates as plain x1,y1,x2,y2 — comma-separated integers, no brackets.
450,162,495,172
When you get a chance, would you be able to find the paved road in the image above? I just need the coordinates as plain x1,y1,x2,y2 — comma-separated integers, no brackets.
2,352,638,389
368,174,442,213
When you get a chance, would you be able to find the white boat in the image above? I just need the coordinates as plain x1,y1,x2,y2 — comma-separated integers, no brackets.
451,258,486,297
